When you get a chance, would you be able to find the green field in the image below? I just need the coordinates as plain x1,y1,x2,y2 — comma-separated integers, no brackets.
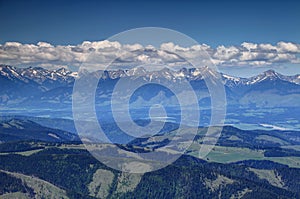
188,144,300,168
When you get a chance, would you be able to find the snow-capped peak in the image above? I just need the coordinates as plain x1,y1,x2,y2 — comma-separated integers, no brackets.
222,74,240,82
247,69,284,85
1,65,300,89
263,69,279,77
128,67,147,76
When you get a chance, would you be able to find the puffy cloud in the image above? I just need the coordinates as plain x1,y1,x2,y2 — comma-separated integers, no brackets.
213,45,240,60
160,42,189,52
213,41,300,67
241,42,258,51
259,43,277,51
277,42,299,53
37,42,53,48
0,40,299,70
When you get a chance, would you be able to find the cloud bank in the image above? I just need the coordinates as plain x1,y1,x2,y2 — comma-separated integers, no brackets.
0,40,299,70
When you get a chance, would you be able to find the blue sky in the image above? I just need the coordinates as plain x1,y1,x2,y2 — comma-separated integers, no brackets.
0,0,299,76
1,0,299,46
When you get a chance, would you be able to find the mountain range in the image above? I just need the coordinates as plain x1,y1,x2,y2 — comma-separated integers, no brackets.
1,64,300,198
1,64,300,108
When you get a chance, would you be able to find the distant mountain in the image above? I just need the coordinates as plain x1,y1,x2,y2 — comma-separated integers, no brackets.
1,64,300,108
0,118,79,142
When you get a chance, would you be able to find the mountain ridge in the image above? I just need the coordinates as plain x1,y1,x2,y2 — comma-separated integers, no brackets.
0,118,79,143
2,64,300,108
1,64,300,86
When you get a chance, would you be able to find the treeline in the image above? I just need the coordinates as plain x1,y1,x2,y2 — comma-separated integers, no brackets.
0,141,44,153
0,143,299,198
0,148,117,197
0,171,35,197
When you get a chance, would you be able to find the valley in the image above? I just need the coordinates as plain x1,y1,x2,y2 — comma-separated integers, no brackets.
0,117,299,198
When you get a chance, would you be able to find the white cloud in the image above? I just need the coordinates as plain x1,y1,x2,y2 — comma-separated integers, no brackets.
277,42,299,53
160,42,189,52
0,40,299,70
37,42,53,48
241,42,258,51
259,43,276,51
213,45,240,60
